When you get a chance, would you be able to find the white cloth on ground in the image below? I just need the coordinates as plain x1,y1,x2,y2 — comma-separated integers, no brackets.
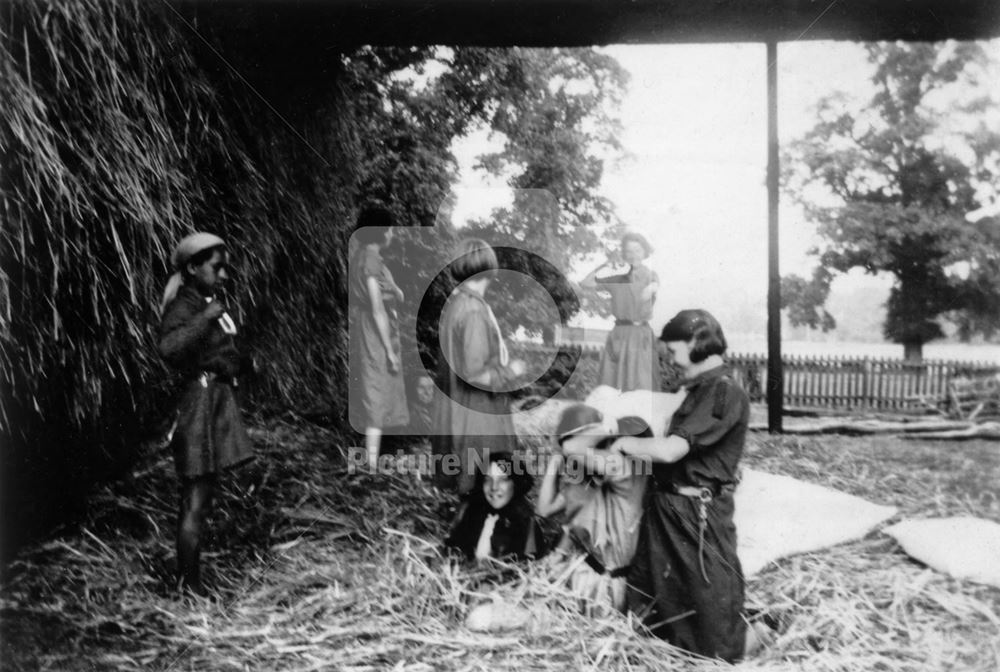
884,517,1000,588
734,468,898,576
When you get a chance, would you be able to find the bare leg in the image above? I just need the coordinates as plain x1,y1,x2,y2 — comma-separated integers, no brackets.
365,427,382,471
177,476,214,595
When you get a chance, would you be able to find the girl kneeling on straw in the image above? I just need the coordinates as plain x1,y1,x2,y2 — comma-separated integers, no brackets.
536,404,651,613
159,233,254,595
613,309,748,662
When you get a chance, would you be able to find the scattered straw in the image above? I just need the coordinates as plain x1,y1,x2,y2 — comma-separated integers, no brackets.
1,421,998,670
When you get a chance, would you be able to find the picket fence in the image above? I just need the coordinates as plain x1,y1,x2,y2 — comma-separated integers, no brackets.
725,353,998,411
513,342,999,412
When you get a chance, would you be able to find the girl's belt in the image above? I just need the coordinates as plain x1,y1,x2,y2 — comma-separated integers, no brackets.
614,319,648,326
671,484,714,501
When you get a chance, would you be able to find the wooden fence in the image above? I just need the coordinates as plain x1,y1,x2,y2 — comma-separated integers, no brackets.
514,342,999,412
728,352,1000,412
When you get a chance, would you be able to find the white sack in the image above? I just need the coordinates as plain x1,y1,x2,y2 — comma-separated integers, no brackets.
884,517,1000,588
735,468,898,576
584,385,686,437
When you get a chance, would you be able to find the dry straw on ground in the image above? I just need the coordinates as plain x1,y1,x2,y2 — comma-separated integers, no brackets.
1,420,998,671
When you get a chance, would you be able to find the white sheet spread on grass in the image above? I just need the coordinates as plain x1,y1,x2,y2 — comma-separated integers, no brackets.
884,517,1000,588
734,468,898,576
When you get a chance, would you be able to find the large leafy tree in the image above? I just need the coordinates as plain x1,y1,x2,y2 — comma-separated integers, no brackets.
782,42,1000,361
460,48,627,342
349,47,627,370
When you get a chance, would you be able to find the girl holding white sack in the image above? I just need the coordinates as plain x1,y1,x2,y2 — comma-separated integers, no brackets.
613,309,748,662
537,404,652,613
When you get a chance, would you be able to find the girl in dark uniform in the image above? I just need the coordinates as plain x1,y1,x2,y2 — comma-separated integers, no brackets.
159,233,254,595
612,309,748,662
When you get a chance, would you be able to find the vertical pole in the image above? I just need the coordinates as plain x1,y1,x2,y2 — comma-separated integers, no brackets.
766,40,783,433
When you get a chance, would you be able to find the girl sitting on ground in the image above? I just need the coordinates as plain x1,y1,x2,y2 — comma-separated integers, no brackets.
444,452,547,562
536,404,652,612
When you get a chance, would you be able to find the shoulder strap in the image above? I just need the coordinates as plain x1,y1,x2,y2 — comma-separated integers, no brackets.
712,378,729,419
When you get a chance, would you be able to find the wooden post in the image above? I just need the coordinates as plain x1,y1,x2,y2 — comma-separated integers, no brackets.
766,41,783,433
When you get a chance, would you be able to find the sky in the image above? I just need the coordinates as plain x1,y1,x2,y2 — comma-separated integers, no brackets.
448,40,1000,349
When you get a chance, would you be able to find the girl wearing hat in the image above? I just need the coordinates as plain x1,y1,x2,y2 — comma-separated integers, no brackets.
581,231,659,392
159,233,254,595
348,206,409,470
612,309,749,662
537,404,651,613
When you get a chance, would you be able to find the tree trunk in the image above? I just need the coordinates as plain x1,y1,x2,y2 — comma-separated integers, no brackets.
903,341,923,363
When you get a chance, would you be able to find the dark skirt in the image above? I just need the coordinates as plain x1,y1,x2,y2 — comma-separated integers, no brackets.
627,490,746,662
170,376,254,479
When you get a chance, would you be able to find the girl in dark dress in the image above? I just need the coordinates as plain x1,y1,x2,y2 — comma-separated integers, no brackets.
444,452,546,562
612,309,749,662
159,233,254,595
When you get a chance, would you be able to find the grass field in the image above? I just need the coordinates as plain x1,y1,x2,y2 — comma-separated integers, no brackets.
1,419,998,671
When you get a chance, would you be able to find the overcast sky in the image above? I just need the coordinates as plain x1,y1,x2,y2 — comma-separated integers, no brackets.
449,40,1000,347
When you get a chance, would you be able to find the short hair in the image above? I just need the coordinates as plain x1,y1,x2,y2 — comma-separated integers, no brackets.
353,205,393,245
450,238,498,283
476,451,533,500
659,309,727,363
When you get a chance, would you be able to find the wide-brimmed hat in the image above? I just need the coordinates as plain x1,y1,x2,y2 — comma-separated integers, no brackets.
171,232,225,270
621,230,653,258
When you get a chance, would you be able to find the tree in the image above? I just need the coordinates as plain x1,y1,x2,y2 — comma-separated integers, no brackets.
782,42,1000,361
460,48,628,342
349,47,627,370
